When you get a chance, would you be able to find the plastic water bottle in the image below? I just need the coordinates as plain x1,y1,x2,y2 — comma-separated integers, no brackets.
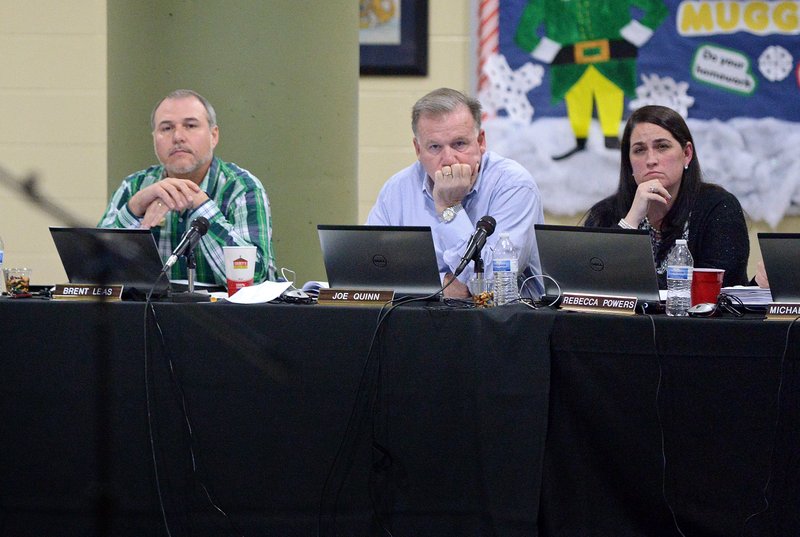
0,235,4,274
666,239,693,317
492,232,519,306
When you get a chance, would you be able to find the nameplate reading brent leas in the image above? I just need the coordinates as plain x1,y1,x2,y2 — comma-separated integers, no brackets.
52,284,123,301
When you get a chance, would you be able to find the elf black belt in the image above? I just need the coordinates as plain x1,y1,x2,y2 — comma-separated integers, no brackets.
552,38,638,65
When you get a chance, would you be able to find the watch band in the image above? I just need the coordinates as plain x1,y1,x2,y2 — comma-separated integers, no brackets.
441,203,463,223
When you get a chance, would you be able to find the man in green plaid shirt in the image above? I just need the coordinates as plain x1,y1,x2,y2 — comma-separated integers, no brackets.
99,89,277,285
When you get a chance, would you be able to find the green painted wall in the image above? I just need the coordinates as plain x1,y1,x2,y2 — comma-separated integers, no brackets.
107,1,358,285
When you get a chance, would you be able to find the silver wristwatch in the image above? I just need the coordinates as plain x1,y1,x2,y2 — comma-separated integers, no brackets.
441,203,463,223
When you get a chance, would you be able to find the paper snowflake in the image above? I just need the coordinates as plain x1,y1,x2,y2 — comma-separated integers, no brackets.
480,54,544,123
629,73,695,117
758,45,793,82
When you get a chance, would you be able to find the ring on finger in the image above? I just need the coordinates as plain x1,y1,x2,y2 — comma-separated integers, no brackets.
648,187,657,193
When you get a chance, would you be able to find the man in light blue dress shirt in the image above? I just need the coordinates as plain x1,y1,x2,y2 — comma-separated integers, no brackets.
367,88,544,298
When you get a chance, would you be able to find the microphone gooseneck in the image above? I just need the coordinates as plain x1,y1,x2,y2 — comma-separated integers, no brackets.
453,215,497,278
162,216,210,272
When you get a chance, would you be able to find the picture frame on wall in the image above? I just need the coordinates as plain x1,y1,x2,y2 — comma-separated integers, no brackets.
359,0,428,76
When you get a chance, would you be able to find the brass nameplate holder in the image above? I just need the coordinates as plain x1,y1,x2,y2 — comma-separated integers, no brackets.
317,288,394,306
559,292,638,315
765,303,800,321
52,284,123,301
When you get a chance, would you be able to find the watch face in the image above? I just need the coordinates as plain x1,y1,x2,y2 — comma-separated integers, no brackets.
442,204,463,222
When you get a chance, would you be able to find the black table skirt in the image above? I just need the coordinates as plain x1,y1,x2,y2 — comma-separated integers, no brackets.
1,299,797,536
541,314,800,537
1,301,552,536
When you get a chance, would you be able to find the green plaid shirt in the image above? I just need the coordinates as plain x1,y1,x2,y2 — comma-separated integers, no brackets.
99,157,277,285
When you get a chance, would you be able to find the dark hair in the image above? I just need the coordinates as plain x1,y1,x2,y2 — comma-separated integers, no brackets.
587,105,702,265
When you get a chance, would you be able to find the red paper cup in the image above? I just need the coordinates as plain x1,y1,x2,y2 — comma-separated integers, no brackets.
691,268,725,306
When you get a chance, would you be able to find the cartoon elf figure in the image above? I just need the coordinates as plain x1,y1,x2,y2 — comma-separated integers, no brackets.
515,0,668,160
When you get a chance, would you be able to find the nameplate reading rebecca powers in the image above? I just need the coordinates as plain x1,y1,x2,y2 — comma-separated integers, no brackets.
559,292,638,315
52,284,123,301
765,303,800,321
317,288,394,306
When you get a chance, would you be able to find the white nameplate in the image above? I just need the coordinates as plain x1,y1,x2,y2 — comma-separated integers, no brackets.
765,302,800,321
559,292,638,315
317,288,394,306
52,284,123,301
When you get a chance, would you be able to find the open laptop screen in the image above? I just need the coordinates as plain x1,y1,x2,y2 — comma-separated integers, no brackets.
50,227,170,299
534,224,661,309
757,232,800,302
317,225,442,299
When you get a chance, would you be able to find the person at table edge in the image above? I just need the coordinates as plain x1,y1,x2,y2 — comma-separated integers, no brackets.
98,89,277,285
583,104,749,289
366,87,544,298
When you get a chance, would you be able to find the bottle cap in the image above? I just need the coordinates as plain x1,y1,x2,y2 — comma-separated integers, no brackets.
676,239,687,245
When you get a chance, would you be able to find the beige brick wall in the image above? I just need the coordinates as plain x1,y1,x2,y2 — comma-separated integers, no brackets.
358,0,473,222
0,0,107,284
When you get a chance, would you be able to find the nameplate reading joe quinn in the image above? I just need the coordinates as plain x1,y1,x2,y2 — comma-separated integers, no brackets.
52,284,123,301
317,288,394,306
559,292,638,315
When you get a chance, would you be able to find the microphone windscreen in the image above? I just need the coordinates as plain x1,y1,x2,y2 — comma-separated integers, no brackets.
477,215,496,235
192,216,210,235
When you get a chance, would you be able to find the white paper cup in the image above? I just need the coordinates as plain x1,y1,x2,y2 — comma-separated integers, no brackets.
223,246,257,296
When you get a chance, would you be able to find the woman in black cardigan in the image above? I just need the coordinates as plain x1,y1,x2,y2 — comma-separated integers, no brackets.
584,105,749,289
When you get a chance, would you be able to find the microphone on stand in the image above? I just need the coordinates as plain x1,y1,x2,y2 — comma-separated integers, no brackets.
453,215,496,278
161,216,210,272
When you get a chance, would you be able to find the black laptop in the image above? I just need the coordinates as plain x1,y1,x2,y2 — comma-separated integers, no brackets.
317,225,443,299
757,232,800,302
50,227,170,299
534,224,662,311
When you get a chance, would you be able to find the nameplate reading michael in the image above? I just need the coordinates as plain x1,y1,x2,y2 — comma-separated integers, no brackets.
559,293,638,315
53,284,123,301
765,302,800,321
317,288,394,306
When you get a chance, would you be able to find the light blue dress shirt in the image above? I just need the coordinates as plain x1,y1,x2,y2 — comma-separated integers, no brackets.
367,151,544,295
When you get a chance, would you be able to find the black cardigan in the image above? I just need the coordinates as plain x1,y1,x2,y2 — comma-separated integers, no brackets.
585,184,750,288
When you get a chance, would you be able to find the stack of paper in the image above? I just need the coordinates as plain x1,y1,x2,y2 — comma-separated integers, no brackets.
721,286,773,306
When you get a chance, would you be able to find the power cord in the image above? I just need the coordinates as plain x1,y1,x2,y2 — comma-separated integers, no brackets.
317,301,393,537
646,313,689,537
519,274,561,309
648,313,798,537
318,277,461,537
144,274,174,537
144,274,244,537
740,315,799,535
717,292,764,315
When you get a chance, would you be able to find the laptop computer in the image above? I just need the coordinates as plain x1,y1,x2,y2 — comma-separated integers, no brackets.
757,232,800,302
534,224,662,312
50,227,170,299
317,225,443,299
